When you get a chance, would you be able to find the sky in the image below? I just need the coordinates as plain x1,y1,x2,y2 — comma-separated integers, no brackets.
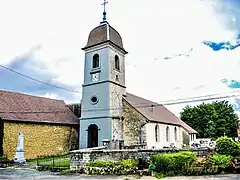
0,0,240,117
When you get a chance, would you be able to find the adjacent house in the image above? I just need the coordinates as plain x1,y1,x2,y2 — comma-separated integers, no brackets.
0,90,79,159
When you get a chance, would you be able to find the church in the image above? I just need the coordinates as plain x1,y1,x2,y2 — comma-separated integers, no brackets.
78,8,197,150
0,5,197,160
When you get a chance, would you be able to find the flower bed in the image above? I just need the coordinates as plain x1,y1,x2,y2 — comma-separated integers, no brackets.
85,166,138,175
84,159,150,175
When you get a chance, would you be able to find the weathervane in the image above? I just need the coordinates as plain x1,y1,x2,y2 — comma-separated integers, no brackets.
101,0,108,23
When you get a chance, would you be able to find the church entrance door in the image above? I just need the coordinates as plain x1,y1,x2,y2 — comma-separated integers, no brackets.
87,124,98,148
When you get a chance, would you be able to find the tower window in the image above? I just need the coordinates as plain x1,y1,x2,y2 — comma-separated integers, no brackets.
92,54,100,68
114,55,120,70
115,75,119,81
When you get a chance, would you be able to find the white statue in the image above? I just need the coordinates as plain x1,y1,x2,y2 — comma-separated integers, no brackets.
13,132,26,163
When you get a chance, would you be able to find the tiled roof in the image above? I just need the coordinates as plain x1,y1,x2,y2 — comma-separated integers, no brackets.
124,93,197,134
0,90,79,125
179,120,198,134
82,23,127,53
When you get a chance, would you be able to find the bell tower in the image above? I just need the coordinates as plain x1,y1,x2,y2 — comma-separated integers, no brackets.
79,3,128,149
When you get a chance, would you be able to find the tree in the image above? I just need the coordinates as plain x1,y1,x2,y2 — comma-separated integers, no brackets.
180,100,239,139
0,117,4,156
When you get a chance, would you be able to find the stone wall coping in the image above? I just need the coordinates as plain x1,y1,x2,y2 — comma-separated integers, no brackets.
70,146,106,153
70,147,211,154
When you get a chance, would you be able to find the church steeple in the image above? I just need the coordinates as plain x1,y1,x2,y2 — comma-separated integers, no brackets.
79,1,128,149
100,0,108,24
82,0,127,54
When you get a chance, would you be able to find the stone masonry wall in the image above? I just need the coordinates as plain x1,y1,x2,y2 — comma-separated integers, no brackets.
70,148,213,171
3,121,78,159
122,101,147,145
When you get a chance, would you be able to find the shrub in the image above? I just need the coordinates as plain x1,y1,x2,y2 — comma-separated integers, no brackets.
60,169,76,175
150,151,197,174
208,154,232,169
0,156,8,163
85,159,138,175
216,137,240,156
120,159,138,169
87,159,138,168
87,159,138,169
233,156,240,161
87,161,120,167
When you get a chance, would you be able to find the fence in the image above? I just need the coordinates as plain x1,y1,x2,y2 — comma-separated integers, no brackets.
36,154,70,171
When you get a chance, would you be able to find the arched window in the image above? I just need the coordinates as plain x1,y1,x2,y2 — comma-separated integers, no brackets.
166,126,169,142
174,127,177,141
155,125,159,142
92,54,100,68
114,55,120,70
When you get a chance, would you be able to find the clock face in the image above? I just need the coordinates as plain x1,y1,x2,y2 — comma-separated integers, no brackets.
92,73,99,82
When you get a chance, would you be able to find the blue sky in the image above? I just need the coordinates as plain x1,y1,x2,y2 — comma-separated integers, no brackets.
0,0,239,117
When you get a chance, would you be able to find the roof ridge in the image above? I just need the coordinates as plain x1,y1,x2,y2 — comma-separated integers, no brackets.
0,90,63,102
126,92,160,105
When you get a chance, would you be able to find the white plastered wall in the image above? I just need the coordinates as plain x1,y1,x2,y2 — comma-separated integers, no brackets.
145,122,184,149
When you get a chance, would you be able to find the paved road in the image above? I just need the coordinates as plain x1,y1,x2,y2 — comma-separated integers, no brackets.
0,168,118,180
164,174,240,180
1,168,240,180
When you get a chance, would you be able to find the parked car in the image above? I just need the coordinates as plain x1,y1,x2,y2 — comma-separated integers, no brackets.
190,138,216,149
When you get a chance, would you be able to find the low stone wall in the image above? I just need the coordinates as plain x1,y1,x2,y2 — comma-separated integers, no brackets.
123,144,147,149
70,147,213,171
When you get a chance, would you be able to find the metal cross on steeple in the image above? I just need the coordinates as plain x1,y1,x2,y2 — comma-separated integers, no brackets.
101,0,108,23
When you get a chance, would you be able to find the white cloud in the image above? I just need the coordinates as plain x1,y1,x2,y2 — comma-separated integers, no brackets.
0,0,239,114
40,93,60,100
39,92,80,104
127,43,240,101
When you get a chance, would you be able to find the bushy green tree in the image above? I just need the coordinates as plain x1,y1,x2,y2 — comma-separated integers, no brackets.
180,101,238,138
0,118,4,156
216,136,240,156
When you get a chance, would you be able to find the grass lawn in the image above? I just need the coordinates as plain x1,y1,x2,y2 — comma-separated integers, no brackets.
27,154,70,168
54,160,70,167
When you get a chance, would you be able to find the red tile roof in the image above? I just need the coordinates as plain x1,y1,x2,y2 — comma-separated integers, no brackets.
0,90,79,125
124,93,197,134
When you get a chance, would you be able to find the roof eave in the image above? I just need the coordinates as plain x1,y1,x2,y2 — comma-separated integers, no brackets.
182,126,198,134
82,40,128,54
148,119,182,126
2,118,79,125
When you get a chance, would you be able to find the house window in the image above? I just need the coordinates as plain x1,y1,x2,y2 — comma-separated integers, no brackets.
114,55,120,70
155,125,159,142
174,127,177,141
166,126,169,142
92,54,100,68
